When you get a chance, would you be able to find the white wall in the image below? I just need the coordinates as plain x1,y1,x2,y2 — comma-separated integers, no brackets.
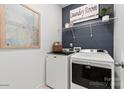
114,4,124,88
0,4,62,89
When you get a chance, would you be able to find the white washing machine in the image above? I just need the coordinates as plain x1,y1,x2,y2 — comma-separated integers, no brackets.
70,49,114,89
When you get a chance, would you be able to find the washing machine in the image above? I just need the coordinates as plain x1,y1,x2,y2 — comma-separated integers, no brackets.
70,49,114,89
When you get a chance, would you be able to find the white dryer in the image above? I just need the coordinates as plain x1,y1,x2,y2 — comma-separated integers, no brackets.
70,49,114,89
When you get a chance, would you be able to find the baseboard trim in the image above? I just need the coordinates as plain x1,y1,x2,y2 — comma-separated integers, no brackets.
35,84,44,89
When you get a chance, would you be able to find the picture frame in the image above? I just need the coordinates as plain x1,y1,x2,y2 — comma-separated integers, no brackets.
0,4,40,48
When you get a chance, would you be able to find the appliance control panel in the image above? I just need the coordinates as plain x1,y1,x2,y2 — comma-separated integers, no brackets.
80,49,108,54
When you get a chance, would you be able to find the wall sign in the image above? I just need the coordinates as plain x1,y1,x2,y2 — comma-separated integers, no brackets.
70,4,99,23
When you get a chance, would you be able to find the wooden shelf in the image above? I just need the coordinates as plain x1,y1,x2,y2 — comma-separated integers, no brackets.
62,17,117,39
62,17,117,31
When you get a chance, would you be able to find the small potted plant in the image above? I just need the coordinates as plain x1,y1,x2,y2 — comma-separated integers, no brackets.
99,7,112,22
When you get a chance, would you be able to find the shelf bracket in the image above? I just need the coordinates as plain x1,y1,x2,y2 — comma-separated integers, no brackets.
90,24,93,38
70,28,76,40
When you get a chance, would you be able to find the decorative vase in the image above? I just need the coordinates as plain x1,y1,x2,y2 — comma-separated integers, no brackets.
102,15,110,22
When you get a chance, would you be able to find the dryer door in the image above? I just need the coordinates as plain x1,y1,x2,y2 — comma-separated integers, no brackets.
72,62,112,89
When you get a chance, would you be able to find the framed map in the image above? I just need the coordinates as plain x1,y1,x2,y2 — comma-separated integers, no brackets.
0,4,40,48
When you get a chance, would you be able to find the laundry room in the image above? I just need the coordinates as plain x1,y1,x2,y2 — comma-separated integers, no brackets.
0,3,124,90
46,4,115,89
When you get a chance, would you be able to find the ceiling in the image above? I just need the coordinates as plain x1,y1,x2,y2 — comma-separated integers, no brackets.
59,4,70,8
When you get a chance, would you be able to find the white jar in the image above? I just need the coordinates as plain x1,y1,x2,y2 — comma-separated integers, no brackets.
65,23,70,28
102,15,110,22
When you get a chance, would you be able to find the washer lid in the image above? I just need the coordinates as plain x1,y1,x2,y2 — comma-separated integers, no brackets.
71,52,114,63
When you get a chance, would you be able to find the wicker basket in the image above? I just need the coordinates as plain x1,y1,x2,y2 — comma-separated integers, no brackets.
52,45,62,53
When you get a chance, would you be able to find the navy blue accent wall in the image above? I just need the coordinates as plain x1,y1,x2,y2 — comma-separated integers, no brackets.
62,4,114,56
